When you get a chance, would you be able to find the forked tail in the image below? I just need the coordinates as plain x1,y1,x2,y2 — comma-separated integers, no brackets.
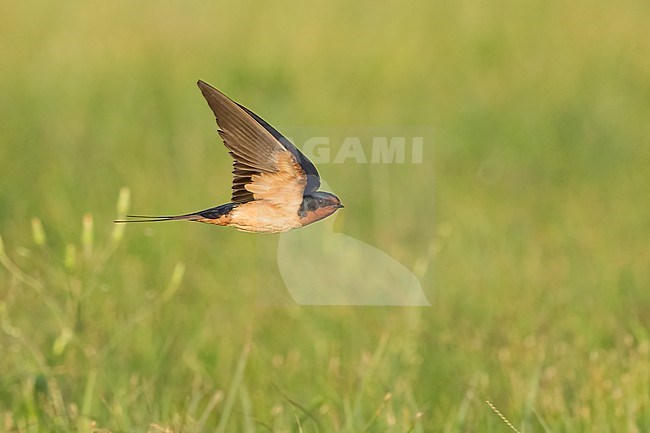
113,213,202,223
114,203,238,223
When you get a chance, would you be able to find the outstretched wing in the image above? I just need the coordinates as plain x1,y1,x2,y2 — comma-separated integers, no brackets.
235,103,321,196
197,81,320,208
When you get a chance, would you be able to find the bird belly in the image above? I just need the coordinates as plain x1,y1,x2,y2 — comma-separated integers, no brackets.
227,201,301,233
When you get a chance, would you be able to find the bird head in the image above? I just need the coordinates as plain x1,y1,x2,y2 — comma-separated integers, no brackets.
299,191,344,227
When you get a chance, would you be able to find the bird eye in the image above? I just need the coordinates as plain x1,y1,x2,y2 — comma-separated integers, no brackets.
316,197,324,206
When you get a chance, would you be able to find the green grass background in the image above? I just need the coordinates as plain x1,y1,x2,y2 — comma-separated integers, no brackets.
1,0,649,431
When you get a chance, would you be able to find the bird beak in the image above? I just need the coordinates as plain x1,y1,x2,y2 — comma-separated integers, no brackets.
336,204,344,209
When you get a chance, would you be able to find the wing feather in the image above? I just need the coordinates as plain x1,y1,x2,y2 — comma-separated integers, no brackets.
198,80,318,204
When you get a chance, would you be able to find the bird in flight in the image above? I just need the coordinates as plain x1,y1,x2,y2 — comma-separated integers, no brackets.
116,80,343,233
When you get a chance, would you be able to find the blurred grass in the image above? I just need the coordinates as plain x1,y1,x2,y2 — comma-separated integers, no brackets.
1,0,649,431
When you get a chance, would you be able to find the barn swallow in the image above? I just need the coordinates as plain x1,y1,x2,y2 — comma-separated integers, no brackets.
115,80,343,233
